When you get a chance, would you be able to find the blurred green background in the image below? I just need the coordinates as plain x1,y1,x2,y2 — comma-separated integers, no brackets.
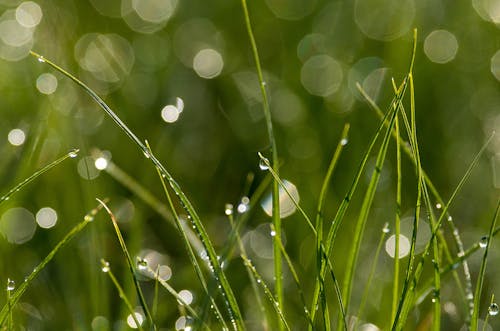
0,0,499,330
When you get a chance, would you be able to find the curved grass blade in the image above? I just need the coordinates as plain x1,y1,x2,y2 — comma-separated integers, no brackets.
145,143,227,330
0,149,79,204
0,202,102,326
392,132,495,330
470,200,500,331
31,52,244,330
100,259,145,331
96,199,156,331
239,1,283,324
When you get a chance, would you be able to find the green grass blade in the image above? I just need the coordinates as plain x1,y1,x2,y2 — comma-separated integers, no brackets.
0,202,102,326
338,80,401,331
96,199,156,331
100,259,145,331
391,116,402,322
0,149,79,204
240,255,291,331
392,132,495,330
145,143,227,330
308,78,409,328
31,52,244,330
239,1,283,324
470,200,500,331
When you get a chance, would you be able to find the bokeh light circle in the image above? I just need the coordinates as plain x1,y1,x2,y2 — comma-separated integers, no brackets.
0,208,36,244
193,48,224,79
74,33,134,84
36,207,58,229
354,0,415,41
491,49,500,81
7,128,26,146
15,1,42,28
301,55,343,96
265,0,317,20
423,30,459,64
36,73,58,94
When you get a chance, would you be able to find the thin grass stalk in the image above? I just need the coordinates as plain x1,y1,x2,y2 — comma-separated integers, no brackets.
240,256,291,331
314,124,349,326
145,144,227,329
338,84,401,331
100,260,145,331
97,199,156,330
355,223,390,328
239,2,282,325
470,200,500,331
270,224,314,328
416,222,500,303
0,203,103,325
370,76,473,315
227,211,271,330
391,115,402,322
31,52,244,330
0,149,79,204
307,79,406,328
392,133,495,330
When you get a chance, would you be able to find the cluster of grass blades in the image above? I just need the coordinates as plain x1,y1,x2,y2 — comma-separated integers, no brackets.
1,2,499,330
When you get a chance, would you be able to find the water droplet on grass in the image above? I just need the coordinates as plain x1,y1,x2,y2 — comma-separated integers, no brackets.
84,214,94,222
37,56,45,63
489,303,499,316
101,260,110,273
340,138,348,146
237,196,250,214
259,157,269,170
270,230,276,237
447,215,453,222
436,203,442,209
224,203,233,216
68,150,79,158
136,258,148,270
382,222,390,233
479,236,488,248
7,279,15,291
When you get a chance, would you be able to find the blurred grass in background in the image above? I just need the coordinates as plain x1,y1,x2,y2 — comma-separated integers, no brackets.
0,0,499,330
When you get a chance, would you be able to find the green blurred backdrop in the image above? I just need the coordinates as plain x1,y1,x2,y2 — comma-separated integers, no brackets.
0,0,499,330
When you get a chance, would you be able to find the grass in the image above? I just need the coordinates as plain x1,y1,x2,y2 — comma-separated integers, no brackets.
1,4,499,331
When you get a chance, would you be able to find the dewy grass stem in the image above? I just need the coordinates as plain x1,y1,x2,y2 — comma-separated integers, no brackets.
239,2,283,327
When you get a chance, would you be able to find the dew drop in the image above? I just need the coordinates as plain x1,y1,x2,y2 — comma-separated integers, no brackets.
84,214,94,222
37,56,45,63
270,230,276,237
7,279,15,291
68,150,79,158
224,203,233,216
136,258,148,270
237,196,250,214
101,260,110,273
382,222,390,233
447,215,453,222
435,203,442,209
259,157,269,171
340,138,348,146
479,236,488,248
489,303,499,316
